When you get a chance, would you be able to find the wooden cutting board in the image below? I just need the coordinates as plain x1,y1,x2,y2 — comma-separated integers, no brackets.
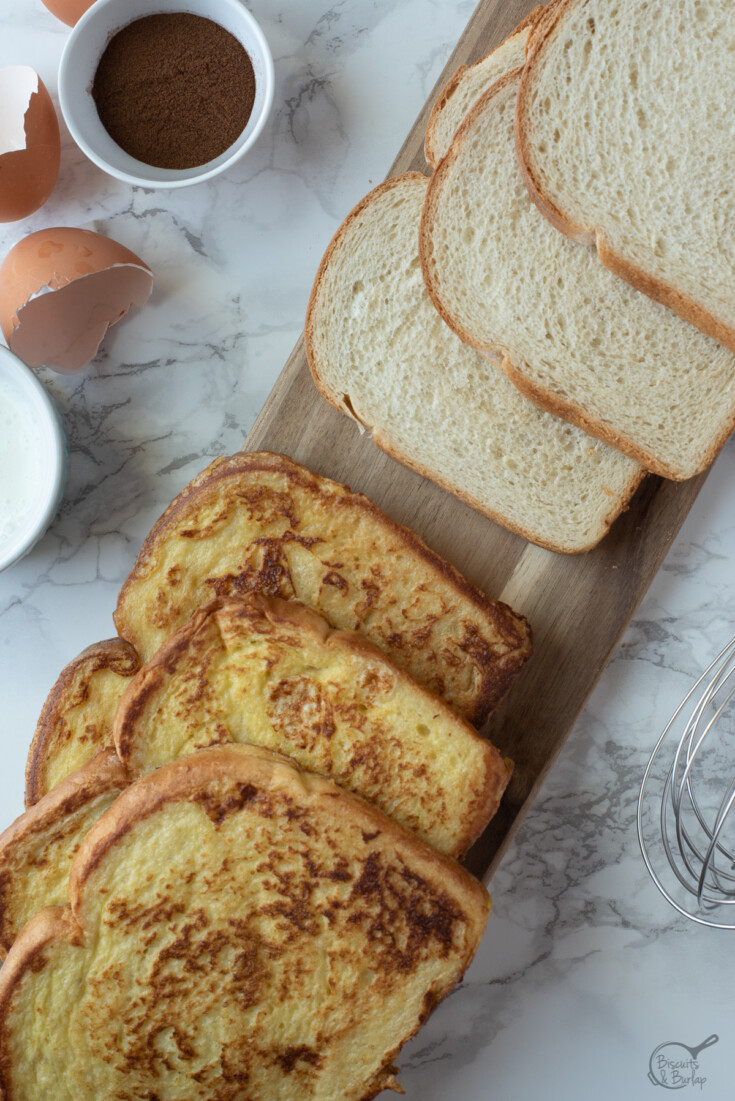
244,0,710,881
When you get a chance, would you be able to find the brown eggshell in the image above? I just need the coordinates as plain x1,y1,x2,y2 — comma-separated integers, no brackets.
0,67,60,222
0,228,153,373
41,0,97,28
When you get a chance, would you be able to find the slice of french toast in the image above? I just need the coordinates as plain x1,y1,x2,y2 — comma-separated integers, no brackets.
0,751,129,956
114,593,511,857
0,744,489,1101
25,638,139,806
114,451,532,726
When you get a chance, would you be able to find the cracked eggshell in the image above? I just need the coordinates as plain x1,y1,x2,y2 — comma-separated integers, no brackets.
0,228,154,373
41,0,97,27
0,67,60,222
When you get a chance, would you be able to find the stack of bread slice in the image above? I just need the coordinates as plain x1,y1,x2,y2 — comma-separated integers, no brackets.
516,0,735,354
421,69,735,478
0,451,532,1099
307,0,735,554
306,171,643,553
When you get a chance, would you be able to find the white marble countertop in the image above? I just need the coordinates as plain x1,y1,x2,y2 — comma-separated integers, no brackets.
1,2,734,1098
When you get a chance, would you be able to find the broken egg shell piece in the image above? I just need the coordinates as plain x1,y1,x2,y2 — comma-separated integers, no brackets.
41,0,98,28
8,266,154,373
0,67,60,222
0,228,153,373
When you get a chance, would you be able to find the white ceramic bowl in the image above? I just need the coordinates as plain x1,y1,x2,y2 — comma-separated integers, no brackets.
0,347,68,573
58,0,274,188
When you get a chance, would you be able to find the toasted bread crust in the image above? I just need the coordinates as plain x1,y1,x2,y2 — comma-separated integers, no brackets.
25,638,140,807
515,0,735,356
114,593,511,857
114,451,532,726
0,745,488,1100
0,751,130,956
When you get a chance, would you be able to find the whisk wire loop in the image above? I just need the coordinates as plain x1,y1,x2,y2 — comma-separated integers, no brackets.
638,636,735,928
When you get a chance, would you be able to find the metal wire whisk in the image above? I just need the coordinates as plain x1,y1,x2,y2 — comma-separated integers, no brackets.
637,636,735,928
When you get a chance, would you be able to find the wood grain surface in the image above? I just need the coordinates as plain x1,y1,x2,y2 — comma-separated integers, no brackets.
244,0,711,881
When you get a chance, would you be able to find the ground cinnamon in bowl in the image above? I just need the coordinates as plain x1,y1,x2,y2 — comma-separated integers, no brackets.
91,12,256,170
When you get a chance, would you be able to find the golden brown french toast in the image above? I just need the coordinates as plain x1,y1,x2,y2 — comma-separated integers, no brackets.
114,593,511,857
0,751,129,956
114,451,532,726
0,744,489,1101
25,638,139,806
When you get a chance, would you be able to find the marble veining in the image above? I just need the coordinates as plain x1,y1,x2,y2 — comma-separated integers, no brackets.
1,3,734,1099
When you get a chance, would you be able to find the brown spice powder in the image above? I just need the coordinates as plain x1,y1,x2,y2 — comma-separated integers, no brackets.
92,13,256,170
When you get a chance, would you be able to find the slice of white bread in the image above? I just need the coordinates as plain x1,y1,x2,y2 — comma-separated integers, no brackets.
424,3,546,168
0,744,489,1101
305,172,642,554
24,638,139,806
113,594,511,858
0,751,129,957
114,451,532,727
517,0,735,355
420,70,735,480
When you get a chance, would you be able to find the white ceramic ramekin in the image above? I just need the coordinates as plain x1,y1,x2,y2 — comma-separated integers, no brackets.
0,347,68,573
58,0,274,188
